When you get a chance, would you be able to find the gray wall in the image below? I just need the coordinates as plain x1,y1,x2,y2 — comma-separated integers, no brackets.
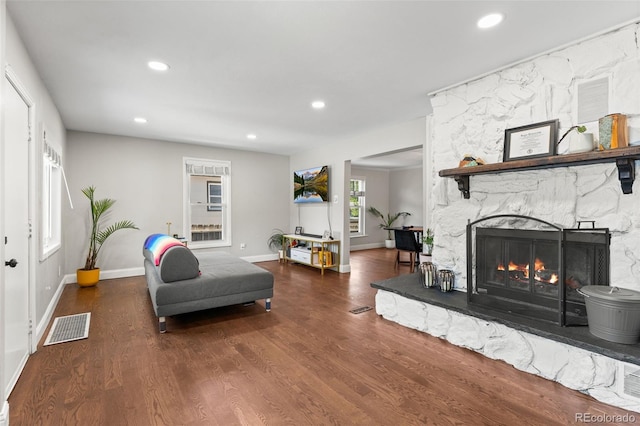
64,131,290,275
389,166,422,226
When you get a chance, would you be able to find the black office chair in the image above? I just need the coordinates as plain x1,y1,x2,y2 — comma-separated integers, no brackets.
394,229,421,271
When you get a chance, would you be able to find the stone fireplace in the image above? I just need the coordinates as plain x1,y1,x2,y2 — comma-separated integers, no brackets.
467,215,610,326
374,20,640,414
428,22,640,295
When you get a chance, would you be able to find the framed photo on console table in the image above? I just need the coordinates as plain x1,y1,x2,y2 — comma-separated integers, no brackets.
503,119,558,162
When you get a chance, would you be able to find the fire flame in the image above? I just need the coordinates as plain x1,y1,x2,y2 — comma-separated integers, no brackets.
498,258,558,284
497,261,524,271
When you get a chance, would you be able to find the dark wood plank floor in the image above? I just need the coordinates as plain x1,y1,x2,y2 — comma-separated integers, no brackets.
9,248,636,425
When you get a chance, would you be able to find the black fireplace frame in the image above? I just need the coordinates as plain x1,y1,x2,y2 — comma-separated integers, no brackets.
466,214,610,326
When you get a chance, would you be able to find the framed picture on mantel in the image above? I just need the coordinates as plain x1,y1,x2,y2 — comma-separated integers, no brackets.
503,119,559,162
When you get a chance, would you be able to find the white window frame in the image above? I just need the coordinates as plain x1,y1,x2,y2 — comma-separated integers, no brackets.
41,130,62,259
349,177,366,237
183,157,231,248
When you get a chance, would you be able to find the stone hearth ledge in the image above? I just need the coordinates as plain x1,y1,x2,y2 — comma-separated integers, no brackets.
371,273,640,413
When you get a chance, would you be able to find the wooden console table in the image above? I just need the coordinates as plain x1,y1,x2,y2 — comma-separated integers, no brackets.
283,234,340,275
439,146,640,198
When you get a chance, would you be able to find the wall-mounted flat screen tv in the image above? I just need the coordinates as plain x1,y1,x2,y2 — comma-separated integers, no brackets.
293,165,329,203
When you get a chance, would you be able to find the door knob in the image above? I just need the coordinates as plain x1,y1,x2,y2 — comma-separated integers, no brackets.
5,259,18,268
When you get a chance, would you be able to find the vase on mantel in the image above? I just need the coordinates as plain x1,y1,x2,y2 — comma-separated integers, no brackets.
569,132,595,153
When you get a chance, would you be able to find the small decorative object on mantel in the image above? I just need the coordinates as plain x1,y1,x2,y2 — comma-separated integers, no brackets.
458,155,485,167
599,113,628,150
503,119,559,162
557,125,595,154
420,262,437,288
438,269,455,292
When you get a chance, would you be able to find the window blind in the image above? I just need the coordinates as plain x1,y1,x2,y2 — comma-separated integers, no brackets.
44,140,61,167
185,162,229,176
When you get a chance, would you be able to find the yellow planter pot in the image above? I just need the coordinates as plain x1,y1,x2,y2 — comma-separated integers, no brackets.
77,268,100,287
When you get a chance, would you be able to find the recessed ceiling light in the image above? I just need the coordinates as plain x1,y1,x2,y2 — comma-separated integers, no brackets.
134,117,147,124
148,61,169,71
477,13,503,29
311,100,325,109
247,134,257,140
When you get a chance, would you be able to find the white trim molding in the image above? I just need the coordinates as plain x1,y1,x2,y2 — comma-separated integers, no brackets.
0,400,9,426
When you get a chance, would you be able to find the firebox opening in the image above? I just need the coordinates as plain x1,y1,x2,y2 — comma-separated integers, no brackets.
467,215,610,326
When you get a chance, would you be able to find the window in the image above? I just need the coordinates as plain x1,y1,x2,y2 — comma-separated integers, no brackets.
183,158,231,247
207,180,222,211
349,178,365,236
42,133,62,258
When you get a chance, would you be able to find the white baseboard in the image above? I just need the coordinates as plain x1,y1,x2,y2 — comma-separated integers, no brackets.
65,266,144,284
99,267,145,280
241,253,279,263
350,242,385,251
0,400,9,426
34,275,67,351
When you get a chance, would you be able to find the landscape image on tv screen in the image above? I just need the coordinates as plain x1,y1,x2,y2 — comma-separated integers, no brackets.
293,165,329,203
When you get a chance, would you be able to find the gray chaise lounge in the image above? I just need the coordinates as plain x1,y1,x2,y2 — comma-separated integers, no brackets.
143,235,273,332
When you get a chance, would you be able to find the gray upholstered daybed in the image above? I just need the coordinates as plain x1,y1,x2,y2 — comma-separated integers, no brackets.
143,234,273,332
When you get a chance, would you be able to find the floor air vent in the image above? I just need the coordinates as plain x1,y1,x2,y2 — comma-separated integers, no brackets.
44,312,91,346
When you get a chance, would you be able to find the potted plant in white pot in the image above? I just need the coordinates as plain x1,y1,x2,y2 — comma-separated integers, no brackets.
77,186,138,287
557,125,594,154
367,207,411,249
267,228,286,261
423,228,434,255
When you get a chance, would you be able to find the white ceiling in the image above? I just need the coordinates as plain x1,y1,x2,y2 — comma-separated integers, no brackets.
7,1,640,158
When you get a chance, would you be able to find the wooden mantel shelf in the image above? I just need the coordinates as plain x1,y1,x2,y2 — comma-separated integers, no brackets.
439,145,640,198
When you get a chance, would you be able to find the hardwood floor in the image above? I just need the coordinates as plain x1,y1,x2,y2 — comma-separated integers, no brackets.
9,248,636,425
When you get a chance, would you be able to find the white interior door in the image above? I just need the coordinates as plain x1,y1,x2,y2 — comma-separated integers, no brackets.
3,75,32,396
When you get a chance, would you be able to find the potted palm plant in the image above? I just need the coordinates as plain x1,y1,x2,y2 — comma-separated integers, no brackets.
77,186,138,287
367,207,411,248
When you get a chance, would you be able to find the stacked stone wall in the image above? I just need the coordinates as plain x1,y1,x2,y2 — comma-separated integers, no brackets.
429,23,640,291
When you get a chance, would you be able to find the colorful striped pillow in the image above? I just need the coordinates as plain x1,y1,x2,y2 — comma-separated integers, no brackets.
143,234,186,266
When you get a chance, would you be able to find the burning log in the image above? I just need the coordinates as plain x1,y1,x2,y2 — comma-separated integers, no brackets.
497,257,559,285
535,270,558,284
